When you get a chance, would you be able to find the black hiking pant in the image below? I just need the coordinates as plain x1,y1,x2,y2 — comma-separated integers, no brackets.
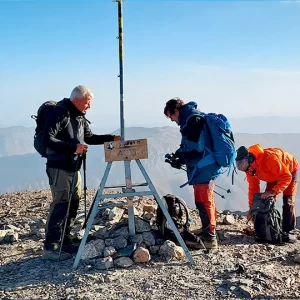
44,168,81,249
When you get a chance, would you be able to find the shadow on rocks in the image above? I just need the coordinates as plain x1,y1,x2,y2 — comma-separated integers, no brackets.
0,255,79,291
217,229,257,246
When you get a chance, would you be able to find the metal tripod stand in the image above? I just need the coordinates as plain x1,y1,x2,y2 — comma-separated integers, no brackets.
72,0,195,269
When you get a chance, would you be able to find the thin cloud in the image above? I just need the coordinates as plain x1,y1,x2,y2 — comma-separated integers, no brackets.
280,0,300,6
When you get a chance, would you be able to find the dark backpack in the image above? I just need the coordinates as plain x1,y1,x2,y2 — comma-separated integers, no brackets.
31,100,69,158
250,193,283,245
156,194,196,241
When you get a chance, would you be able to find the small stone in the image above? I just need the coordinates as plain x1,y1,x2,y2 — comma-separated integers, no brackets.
109,227,129,239
92,239,105,253
0,230,18,243
82,243,101,260
95,256,114,270
135,218,151,233
294,254,300,264
149,245,160,255
223,215,235,225
92,225,103,231
132,234,143,244
103,246,117,257
133,207,140,216
234,252,245,259
105,236,127,250
143,205,156,214
114,257,134,268
233,286,252,298
133,247,151,263
158,240,186,261
142,231,156,246
155,239,165,245
108,207,124,224
113,244,136,258
102,208,111,218
143,213,155,221
84,264,93,271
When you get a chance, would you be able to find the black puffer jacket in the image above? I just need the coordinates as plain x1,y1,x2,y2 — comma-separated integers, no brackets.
42,98,115,172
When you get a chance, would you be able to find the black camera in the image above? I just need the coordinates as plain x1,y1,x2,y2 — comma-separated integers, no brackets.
165,153,182,169
165,153,176,164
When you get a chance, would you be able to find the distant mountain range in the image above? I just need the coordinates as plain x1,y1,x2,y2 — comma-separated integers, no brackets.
0,125,300,221
1,115,300,158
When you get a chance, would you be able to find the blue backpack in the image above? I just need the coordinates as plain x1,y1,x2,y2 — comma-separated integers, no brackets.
202,112,236,172
180,112,236,188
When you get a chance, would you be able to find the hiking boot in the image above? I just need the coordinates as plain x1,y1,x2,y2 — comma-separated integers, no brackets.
64,235,81,245
62,243,80,254
282,232,296,244
42,250,72,261
44,241,79,254
203,238,218,249
201,232,219,249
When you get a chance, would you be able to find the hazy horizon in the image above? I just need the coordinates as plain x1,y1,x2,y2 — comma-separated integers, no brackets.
2,114,300,136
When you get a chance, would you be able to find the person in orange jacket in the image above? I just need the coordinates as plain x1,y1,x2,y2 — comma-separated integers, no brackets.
235,144,299,243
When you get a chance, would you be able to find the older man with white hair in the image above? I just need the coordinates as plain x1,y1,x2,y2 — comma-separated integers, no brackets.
42,85,120,260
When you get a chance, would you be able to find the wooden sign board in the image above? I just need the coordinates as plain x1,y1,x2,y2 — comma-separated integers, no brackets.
104,139,148,162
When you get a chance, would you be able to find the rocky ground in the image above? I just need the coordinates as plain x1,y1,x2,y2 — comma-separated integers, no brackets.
1,189,300,300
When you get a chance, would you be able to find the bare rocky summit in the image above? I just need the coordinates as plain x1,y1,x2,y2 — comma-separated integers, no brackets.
1,189,300,300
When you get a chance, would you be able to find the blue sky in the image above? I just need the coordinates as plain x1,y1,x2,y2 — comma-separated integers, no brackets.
1,0,300,130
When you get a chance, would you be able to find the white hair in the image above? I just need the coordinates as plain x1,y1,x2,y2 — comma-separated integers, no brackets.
70,85,94,101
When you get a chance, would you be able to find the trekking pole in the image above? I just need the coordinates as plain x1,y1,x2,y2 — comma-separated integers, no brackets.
215,185,231,194
179,166,227,198
232,164,237,185
58,155,81,261
214,191,225,199
82,153,87,222
82,189,98,229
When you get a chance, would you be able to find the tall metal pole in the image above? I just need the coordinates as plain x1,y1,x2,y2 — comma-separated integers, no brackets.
117,0,125,141
116,0,135,237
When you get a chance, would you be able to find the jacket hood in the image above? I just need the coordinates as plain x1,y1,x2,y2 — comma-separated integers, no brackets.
248,144,264,159
178,101,199,127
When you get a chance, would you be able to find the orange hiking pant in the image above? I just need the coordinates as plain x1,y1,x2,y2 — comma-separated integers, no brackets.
265,170,298,232
193,182,217,233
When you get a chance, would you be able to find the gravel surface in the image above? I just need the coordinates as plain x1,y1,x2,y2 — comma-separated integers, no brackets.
1,190,300,299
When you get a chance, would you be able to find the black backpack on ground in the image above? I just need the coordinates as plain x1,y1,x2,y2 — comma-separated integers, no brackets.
31,100,69,158
156,194,199,245
250,193,283,245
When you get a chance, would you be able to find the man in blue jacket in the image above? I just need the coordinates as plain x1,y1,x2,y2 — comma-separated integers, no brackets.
164,98,223,249
42,85,120,260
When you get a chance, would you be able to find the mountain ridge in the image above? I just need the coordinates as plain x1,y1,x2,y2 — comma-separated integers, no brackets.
1,126,300,216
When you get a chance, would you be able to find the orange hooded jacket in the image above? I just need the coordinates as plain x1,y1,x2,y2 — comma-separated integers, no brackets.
246,144,298,207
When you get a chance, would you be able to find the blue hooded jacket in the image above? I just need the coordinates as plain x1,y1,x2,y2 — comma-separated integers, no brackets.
176,101,222,185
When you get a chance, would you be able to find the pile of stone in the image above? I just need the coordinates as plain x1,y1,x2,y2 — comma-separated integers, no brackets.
76,199,186,270
0,225,19,244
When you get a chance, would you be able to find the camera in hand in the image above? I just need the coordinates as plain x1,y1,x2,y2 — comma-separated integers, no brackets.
165,153,182,169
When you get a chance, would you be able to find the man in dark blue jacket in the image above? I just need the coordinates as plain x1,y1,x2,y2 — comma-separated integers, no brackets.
164,98,222,249
42,85,120,260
